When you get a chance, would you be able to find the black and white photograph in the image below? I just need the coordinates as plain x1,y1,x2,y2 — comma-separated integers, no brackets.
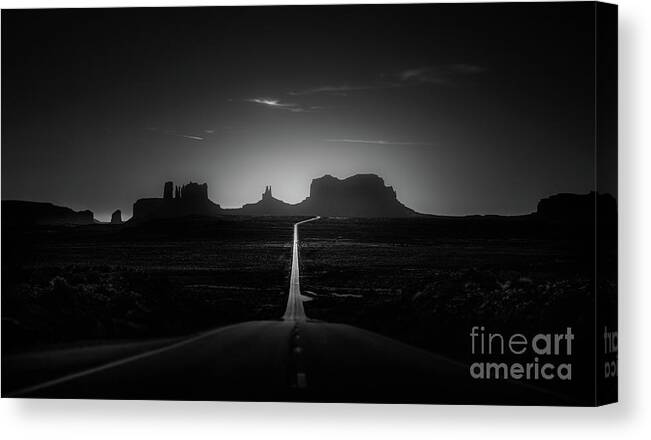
1,1,618,407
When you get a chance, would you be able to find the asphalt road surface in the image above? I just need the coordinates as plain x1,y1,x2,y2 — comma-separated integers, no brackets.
5,218,568,404
282,216,319,321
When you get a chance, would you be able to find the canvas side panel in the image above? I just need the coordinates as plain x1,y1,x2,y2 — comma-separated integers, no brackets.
595,1,618,406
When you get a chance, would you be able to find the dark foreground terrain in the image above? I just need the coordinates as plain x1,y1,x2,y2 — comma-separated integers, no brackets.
2,215,615,404
2,216,297,353
298,216,615,403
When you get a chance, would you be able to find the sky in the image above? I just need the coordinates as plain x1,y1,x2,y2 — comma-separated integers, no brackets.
2,3,600,220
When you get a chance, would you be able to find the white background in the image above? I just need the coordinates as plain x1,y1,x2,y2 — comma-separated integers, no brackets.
1,0,649,438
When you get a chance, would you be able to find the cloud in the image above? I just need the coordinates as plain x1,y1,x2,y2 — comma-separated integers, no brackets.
324,138,431,146
245,97,318,113
399,67,446,83
291,64,485,96
180,134,204,141
246,98,291,108
289,83,395,96
146,127,205,141
237,64,485,115
398,64,486,84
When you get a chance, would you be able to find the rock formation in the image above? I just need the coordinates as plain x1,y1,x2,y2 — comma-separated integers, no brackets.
163,181,174,200
236,185,296,216
132,174,417,220
536,192,616,222
1,201,95,226
132,181,221,221
176,182,209,203
262,186,273,201
225,174,418,218
293,174,417,217
5,176,617,228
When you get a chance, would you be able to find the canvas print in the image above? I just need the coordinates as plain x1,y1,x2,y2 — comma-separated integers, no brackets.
1,2,617,405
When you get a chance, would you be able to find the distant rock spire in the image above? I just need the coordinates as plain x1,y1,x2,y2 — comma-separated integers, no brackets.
263,185,272,200
111,209,123,224
164,181,173,200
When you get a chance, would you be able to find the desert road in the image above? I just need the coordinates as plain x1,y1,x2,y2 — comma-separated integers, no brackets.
282,216,319,321
4,218,566,404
